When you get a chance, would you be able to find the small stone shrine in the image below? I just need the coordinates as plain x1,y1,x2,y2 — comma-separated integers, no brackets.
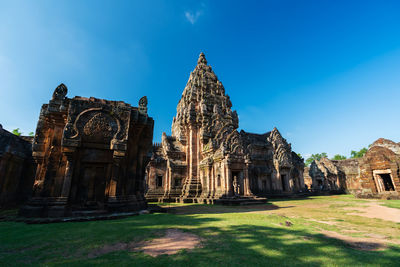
19,84,154,217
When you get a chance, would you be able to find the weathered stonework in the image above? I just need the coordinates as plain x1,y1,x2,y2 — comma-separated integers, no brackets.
0,126,36,207
146,53,305,203
19,84,154,217
308,157,347,191
306,138,400,199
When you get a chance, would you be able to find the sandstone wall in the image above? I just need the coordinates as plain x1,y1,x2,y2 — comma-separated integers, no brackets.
0,126,36,207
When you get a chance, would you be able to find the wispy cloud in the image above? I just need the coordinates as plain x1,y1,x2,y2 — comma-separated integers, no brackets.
184,10,203,24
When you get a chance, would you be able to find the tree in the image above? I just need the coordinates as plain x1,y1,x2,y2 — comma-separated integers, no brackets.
12,128,22,136
350,147,368,158
331,154,346,160
296,153,303,160
29,132,34,137
305,153,328,166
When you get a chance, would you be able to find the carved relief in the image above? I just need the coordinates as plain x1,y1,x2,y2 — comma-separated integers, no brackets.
83,112,116,142
52,83,68,100
146,53,305,203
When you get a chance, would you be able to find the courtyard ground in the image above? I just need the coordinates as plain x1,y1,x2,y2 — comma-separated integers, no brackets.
0,195,399,266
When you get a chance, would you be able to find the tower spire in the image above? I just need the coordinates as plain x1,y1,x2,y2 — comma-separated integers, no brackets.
197,52,207,65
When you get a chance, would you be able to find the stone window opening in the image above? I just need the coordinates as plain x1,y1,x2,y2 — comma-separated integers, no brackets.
156,175,163,187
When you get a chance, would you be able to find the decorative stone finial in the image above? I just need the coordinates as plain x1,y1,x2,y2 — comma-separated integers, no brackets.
52,83,68,100
197,52,207,65
138,96,148,115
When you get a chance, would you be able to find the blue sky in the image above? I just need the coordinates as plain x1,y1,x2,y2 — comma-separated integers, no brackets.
1,0,400,159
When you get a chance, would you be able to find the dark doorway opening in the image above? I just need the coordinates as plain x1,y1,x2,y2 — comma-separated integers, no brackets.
262,180,267,192
217,175,221,187
281,174,287,191
76,164,107,208
174,178,181,187
379,174,395,191
156,175,163,187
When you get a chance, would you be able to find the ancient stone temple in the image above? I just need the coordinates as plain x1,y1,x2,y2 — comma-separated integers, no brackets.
305,138,400,199
0,126,36,207
20,84,154,217
146,53,305,203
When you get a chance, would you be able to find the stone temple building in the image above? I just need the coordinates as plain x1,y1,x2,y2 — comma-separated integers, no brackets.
146,53,305,203
20,84,154,217
305,138,400,199
0,126,36,207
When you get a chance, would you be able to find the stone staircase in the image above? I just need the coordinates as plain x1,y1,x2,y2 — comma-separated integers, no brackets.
179,176,202,203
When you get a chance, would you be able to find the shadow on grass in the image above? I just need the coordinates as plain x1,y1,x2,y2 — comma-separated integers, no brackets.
163,203,295,215
1,210,399,266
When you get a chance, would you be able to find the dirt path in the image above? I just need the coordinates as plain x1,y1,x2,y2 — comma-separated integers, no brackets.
134,229,202,256
319,229,392,251
89,229,202,258
345,202,400,223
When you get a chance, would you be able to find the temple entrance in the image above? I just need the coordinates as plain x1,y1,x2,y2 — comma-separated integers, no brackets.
281,174,288,192
156,175,163,187
232,171,242,196
76,163,108,208
378,173,395,191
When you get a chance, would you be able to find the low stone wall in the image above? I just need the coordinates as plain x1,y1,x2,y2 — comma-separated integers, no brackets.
0,126,36,207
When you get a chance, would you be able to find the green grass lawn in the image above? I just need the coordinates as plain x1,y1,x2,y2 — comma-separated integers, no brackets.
381,199,400,209
1,195,399,266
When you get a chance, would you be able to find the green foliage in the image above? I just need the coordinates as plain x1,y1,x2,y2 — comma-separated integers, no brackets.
305,153,327,166
331,154,347,160
11,128,22,136
350,147,368,158
296,153,303,160
29,132,34,137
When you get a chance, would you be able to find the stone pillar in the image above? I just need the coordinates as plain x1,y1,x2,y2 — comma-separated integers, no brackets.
244,165,251,196
108,152,124,197
227,166,233,196
32,156,45,197
61,151,75,198
210,164,214,197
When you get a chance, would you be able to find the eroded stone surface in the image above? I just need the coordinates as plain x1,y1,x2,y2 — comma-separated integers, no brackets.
0,128,36,207
305,138,400,198
19,84,154,217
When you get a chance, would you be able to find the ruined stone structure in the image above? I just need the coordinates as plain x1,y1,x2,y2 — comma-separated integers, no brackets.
0,126,36,207
146,53,305,203
306,138,400,198
20,84,154,217
308,157,347,191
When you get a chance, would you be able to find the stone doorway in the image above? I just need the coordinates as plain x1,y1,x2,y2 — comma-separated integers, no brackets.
373,170,396,193
281,174,288,192
232,171,242,196
76,163,108,209
379,174,395,191
156,175,163,187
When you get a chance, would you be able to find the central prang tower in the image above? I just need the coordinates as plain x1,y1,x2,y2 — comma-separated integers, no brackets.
146,53,305,204
170,53,240,201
